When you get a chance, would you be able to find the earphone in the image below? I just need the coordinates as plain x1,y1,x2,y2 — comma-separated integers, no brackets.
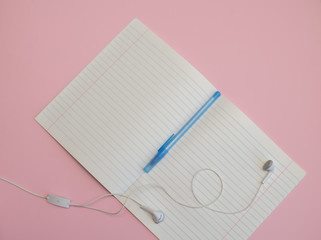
262,160,275,184
0,160,275,224
140,205,165,224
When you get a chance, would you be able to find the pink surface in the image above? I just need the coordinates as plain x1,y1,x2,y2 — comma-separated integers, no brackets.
0,0,320,239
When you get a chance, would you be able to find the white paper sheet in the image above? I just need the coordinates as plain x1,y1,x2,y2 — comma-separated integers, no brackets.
36,19,305,239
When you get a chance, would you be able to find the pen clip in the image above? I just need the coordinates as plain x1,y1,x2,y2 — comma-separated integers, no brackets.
158,134,175,152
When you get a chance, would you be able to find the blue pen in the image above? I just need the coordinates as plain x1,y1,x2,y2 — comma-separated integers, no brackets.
143,91,221,173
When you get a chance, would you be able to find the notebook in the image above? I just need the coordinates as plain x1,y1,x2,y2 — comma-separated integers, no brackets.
35,19,306,239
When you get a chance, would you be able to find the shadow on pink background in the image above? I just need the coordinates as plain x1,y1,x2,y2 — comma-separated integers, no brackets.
0,0,320,239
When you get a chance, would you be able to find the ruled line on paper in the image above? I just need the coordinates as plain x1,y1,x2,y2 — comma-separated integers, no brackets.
47,28,149,131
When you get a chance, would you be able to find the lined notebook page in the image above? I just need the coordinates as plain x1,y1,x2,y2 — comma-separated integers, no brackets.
122,96,305,240
35,19,215,194
36,19,305,239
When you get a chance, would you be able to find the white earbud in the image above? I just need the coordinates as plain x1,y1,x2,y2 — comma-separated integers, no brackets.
262,160,275,184
140,205,165,224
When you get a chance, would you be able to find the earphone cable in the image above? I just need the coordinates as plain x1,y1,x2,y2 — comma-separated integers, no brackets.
0,168,265,216
0,176,47,199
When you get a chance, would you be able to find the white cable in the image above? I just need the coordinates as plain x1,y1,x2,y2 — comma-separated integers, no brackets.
0,176,47,199
70,193,143,215
135,169,263,215
0,168,264,216
0,176,143,215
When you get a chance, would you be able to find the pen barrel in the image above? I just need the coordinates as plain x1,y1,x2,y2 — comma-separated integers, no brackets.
143,91,221,173
165,91,221,151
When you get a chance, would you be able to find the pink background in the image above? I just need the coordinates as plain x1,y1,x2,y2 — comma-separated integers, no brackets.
0,0,320,239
